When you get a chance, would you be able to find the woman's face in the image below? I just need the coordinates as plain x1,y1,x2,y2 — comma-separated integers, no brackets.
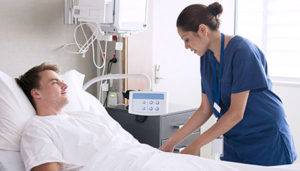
177,27,208,56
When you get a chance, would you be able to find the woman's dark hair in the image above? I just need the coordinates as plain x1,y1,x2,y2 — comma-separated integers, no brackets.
176,2,223,32
15,63,59,109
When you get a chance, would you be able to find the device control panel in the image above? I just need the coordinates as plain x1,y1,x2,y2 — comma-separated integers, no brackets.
129,91,168,116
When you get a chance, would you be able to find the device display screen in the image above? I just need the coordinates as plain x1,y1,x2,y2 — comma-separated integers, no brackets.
133,93,164,100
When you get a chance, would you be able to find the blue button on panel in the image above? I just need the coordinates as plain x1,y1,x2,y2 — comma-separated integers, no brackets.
155,107,159,111
149,101,153,104
149,107,153,111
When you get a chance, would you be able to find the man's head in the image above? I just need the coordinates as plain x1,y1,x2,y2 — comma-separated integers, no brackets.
16,63,68,115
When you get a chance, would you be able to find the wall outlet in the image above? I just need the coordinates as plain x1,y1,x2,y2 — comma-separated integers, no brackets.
101,82,109,91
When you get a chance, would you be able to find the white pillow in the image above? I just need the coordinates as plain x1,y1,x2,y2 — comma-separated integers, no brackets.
61,70,108,116
0,71,35,151
61,70,87,112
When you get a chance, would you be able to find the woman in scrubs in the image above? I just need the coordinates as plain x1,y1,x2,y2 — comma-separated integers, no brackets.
159,2,297,166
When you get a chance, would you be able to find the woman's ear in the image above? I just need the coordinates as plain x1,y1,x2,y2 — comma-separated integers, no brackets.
197,24,208,37
31,88,41,99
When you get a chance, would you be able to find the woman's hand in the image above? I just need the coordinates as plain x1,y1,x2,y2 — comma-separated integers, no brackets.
180,143,199,156
159,141,175,152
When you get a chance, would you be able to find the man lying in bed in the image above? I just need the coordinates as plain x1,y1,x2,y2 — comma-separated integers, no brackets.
16,63,291,171
16,63,150,171
16,63,71,171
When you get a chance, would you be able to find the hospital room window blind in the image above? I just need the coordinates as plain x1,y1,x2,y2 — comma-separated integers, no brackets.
235,0,300,79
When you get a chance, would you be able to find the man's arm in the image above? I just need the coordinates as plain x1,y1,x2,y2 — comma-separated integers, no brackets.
32,162,60,171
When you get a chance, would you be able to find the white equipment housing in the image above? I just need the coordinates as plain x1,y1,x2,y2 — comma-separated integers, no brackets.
72,0,148,35
129,91,168,116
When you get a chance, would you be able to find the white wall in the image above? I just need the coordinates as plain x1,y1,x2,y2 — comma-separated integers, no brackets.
127,0,153,90
0,0,97,94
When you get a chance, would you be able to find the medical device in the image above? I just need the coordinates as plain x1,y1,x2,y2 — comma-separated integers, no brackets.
64,0,150,107
83,74,168,116
63,0,149,68
128,91,168,116
70,0,148,36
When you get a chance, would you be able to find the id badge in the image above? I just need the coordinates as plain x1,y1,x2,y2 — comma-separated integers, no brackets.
213,102,221,113
212,136,224,157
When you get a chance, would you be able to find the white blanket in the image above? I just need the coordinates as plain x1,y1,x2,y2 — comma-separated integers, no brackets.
20,111,299,171
82,145,297,171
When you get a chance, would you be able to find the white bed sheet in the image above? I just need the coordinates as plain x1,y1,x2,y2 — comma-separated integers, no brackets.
273,163,300,170
82,145,300,171
1,150,299,171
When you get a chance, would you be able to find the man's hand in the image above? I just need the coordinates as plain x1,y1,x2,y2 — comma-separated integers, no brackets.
32,162,60,171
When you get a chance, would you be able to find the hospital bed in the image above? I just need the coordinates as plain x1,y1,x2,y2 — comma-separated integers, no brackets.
0,69,299,171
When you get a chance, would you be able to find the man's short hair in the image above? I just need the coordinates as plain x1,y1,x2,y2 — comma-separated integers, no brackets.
15,63,59,109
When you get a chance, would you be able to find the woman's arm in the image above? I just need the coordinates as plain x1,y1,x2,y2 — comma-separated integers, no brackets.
181,90,249,155
159,93,213,152
32,162,61,171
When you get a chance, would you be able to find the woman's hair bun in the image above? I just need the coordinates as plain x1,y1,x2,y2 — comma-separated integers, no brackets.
207,2,223,17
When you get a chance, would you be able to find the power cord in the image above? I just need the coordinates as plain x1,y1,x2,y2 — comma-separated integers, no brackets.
62,22,108,70
104,51,118,107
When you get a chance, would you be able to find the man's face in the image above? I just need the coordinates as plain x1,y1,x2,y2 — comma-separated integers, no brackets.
35,70,68,109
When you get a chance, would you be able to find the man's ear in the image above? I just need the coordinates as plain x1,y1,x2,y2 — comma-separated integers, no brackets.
197,24,208,37
30,88,41,99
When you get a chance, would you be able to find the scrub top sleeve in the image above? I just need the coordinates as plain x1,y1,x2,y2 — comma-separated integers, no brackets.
20,125,63,171
201,79,206,93
231,47,268,93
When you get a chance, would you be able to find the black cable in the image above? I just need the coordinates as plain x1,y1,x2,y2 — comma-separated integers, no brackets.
104,62,113,107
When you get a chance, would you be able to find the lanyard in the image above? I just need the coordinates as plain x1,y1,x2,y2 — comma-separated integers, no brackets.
210,33,225,105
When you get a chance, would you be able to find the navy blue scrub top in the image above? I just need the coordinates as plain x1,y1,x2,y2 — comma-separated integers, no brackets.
200,35,297,166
